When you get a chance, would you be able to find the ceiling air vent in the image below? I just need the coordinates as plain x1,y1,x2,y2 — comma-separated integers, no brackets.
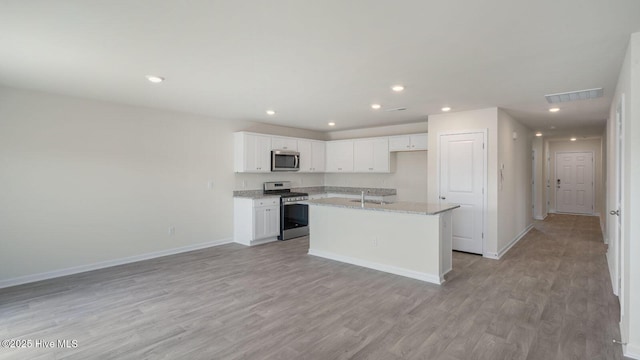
384,107,407,112
545,88,603,104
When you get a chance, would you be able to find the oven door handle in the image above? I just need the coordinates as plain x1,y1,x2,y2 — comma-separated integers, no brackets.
294,154,299,169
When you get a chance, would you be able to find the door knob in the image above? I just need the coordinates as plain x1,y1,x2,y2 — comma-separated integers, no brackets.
440,196,446,200
610,209,620,216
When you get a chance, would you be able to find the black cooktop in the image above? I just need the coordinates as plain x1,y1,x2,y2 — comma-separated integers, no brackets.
280,192,308,198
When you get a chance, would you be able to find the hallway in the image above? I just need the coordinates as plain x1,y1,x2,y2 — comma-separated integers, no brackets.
446,214,625,359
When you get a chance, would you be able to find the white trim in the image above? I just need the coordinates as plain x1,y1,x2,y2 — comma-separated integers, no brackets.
437,129,488,255
625,344,640,360
483,224,534,260
248,237,278,246
308,248,443,285
0,237,233,289
534,215,547,221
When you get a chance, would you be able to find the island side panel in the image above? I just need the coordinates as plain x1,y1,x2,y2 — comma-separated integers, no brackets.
308,205,442,284
440,211,453,276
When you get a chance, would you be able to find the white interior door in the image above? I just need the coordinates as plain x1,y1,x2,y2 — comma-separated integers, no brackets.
611,96,624,301
555,152,594,214
439,132,485,254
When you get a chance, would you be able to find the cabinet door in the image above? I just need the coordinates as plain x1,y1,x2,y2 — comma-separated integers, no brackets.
297,140,313,172
253,206,280,239
353,139,374,172
372,137,390,172
271,137,298,151
326,141,354,172
311,141,326,172
354,138,389,172
265,205,280,237
410,134,428,150
241,133,271,172
389,135,411,151
253,207,267,239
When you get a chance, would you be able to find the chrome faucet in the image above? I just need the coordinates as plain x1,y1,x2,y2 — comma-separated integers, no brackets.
361,191,365,207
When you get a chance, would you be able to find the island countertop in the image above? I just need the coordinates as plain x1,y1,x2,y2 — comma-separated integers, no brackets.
306,198,460,215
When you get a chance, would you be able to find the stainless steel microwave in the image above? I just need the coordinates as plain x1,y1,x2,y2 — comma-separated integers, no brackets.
271,150,300,171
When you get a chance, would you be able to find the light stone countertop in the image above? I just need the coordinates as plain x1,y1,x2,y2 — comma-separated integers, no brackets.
306,197,460,215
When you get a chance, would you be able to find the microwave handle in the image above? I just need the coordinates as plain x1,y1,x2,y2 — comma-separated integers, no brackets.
294,154,299,168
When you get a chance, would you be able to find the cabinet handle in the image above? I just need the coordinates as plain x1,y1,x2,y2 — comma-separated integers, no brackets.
411,145,415,148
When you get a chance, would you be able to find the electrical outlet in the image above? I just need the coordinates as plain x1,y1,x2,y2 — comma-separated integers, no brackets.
169,226,176,236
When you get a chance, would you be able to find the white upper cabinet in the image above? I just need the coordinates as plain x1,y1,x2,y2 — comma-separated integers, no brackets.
325,140,354,172
389,133,428,152
234,132,271,172
353,137,390,173
271,137,298,151
298,139,326,172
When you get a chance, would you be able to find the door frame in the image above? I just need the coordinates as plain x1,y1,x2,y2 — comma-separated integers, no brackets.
436,129,488,255
554,151,595,215
532,149,537,218
613,94,625,304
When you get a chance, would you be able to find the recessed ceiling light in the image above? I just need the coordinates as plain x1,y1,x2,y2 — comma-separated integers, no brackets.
535,132,543,137
328,122,336,127
146,75,165,83
441,107,451,112
391,85,404,92
371,104,381,110
570,137,577,141
549,107,560,112
266,110,276,116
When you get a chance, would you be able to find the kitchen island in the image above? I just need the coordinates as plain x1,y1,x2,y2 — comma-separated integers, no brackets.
306,198,459,285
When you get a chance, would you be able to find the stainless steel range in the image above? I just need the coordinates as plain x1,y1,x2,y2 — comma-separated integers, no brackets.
263,181,309,240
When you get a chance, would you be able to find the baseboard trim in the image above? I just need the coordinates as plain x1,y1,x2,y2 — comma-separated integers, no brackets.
534,214,547,221
625,343,640,359
0,237,233,289
308,248,443,285
483,224,534,260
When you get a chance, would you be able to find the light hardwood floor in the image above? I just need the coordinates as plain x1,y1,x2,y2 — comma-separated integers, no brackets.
0,214,628,359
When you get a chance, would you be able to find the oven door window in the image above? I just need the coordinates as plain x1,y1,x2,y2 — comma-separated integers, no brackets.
282,203,308,230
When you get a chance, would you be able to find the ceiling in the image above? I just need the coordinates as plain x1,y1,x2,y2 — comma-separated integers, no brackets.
1,1,639,136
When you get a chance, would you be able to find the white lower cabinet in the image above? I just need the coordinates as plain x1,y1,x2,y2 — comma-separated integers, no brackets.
234,197,280,245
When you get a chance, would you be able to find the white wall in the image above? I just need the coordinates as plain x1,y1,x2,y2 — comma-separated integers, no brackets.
0,85,322,285
497,110,533,253
606,31,640,358
428,108,500,256
428,108,533,258
626,31,640,359
547,138,605,219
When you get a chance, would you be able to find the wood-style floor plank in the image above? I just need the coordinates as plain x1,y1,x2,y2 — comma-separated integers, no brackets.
0,214,630,359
